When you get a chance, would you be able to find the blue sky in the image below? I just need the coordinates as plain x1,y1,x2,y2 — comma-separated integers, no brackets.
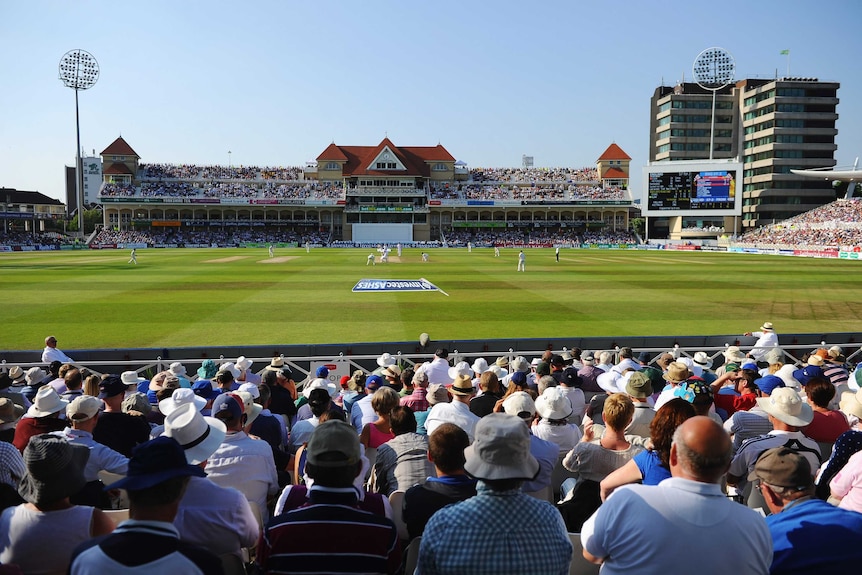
1,0,860,203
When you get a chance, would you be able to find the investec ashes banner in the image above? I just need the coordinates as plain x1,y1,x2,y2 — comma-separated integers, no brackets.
352,278,441,293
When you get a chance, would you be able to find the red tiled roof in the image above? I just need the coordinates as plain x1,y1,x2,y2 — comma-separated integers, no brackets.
103,162,134,175
316,139,455,177
597,143,631,161
317,143,348,162
101,137,139,158
602,167,628,179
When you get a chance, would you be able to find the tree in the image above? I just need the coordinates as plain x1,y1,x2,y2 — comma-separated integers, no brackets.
67,208,103,234
630,217,645,235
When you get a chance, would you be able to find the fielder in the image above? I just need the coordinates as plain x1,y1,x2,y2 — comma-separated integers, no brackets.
268,244,274,258
128,248,137,265
517,250,526,272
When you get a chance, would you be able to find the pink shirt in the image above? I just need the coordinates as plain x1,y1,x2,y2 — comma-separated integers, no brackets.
831,449,862,513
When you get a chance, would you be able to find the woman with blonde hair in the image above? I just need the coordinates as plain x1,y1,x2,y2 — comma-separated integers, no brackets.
600,398,696,500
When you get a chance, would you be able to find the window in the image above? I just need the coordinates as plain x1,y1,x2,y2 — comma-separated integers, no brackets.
325,162,339,170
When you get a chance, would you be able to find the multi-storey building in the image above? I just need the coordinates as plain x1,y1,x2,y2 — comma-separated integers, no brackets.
648,77,840,234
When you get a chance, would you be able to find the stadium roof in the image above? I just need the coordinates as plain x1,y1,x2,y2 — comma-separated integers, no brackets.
317,138,456,177
0,188,63,206
101,136,140,158
597,143,631,161
602,167,628,179
103,162,134,175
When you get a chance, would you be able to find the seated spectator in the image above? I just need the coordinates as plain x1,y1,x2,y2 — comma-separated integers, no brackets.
53,396,128,508
600,399,696,500
93,375,151,457
400,368,430,413
802,376,850,443
754,447,862,573
417,413,572,575
0,441,25,511
359,387,400,449
532,386,582,454
1,435,114,573
164,403,259,559
12,385,69,452
559,393,644,532
371,406,434,496
581,418,772,573
402,423,477,540
0,397,25,445
469,370,504,418
205,393,279,521
70,437,222,574
259,421,401,574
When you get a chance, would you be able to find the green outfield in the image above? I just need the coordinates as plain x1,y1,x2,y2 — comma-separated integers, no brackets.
1,247,861,351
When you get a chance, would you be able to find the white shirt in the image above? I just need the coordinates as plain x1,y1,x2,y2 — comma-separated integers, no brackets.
289,416,320,452
350,395,376,432
582,478,772,575
425,401,480,442
174,475,260,558
748,330,778,360
423,357,452,386
42,345,73,364
205,431,279,520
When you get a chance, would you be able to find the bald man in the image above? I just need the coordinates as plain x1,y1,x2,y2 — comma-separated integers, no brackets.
581,417,772,574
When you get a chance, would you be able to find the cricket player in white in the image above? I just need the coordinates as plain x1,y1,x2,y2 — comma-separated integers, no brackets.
517,250,526,272
367,253,376,266
494,247,500,257
422,252,429,262
128,248,137,265
268,245,274,258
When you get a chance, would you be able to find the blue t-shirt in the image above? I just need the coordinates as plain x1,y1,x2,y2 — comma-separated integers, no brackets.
765,498,862,574
633,449,671,486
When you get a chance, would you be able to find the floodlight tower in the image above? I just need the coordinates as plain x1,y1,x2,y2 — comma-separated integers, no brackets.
692,47,735,160
59,50,99,237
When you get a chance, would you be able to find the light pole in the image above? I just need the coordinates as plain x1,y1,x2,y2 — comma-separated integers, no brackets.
692,47,735,160
59,50,99,238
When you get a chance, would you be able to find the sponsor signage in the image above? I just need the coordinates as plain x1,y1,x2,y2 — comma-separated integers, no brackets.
352,278,442,293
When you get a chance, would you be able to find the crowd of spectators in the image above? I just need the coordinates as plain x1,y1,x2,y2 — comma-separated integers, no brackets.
736,199,862,249
441,228,636,247
91,228,330,246
430,183,625,201
3,343,861,573
469,166,599,183
105,181,343,201
141,163,304,181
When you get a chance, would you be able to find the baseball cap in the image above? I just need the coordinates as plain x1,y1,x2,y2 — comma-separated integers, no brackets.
749,446,813,489
754,375,785,396
306,420,361,468
211,393,244,421
98,375,126,399
66,396,102,421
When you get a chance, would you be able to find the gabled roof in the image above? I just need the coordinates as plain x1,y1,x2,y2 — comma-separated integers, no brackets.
103,162,134,175
602,167,628,179
0,188,63,206
101,137,140,158
317,139,455,177
597,143,631,162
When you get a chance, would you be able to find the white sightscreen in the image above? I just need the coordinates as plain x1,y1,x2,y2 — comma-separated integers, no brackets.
351,223,413,244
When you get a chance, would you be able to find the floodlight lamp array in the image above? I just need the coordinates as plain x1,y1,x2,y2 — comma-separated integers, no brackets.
692,47,735,90
59,49,100,90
